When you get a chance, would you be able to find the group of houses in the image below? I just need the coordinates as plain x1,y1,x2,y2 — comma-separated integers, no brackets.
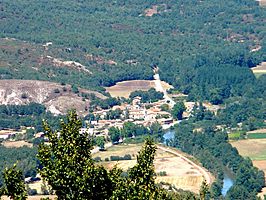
83,97,177,137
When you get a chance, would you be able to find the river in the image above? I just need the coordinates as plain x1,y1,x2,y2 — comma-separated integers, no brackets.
163,129,234,196
222,169,234,196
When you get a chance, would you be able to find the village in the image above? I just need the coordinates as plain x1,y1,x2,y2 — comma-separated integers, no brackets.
0,95,220,144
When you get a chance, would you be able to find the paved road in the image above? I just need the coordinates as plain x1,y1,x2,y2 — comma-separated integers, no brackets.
157,145,212,185
153,73,175,107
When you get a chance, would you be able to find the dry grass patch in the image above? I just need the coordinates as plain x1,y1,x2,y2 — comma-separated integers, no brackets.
253,160,266,172
105,80,155,98
94,143,207,193
231,139,266,160
2,141,33,148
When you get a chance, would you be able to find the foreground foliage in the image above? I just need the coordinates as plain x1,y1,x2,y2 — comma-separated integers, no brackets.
0,164,27,200
38,111,199,199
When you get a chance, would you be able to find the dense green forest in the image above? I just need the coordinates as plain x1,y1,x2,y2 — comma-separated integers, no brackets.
0,0,265,101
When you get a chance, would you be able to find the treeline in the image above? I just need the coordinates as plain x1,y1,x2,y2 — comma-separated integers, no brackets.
217,97,266,130
0,103,46,116
0,0,265,101
109,121,163,143
0,103,63,131
129,88,164,103
172,121,265,199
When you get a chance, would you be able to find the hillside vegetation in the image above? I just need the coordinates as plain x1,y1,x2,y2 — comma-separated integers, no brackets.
0,0,265,102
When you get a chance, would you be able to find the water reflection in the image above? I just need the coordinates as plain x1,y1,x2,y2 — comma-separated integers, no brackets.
163,129,175,145
222,172,234,196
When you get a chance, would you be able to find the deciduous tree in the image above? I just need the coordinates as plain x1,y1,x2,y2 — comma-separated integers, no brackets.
0,164,27,200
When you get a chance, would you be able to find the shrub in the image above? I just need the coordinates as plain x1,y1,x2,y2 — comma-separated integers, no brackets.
123,154,132,160
21,93,28,99
110,154,132,161
63,87,67,92
54,88,60,93
110,156,120,161
28,188,37,195
93,156,102,162
157,171,167,176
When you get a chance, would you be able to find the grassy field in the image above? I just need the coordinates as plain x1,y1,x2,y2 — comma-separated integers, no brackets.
247,133,266,139
228,131,242,140
93,143,207,193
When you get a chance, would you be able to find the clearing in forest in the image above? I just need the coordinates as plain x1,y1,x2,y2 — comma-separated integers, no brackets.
93,143,212,193
251,62,266,77
105,80,173,98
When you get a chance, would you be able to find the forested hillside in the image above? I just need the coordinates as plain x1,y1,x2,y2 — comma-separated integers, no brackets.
1,0,265,102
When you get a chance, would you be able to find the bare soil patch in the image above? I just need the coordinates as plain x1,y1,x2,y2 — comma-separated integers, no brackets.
247,128,266,134
105,80,173,98
145,6,158,17
258,0,266,6
0,79,106,115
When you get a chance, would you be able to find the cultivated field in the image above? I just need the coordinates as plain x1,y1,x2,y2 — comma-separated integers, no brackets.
231,139,266,160
246,129,266,139
93,143,212,193
105,80,173,98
